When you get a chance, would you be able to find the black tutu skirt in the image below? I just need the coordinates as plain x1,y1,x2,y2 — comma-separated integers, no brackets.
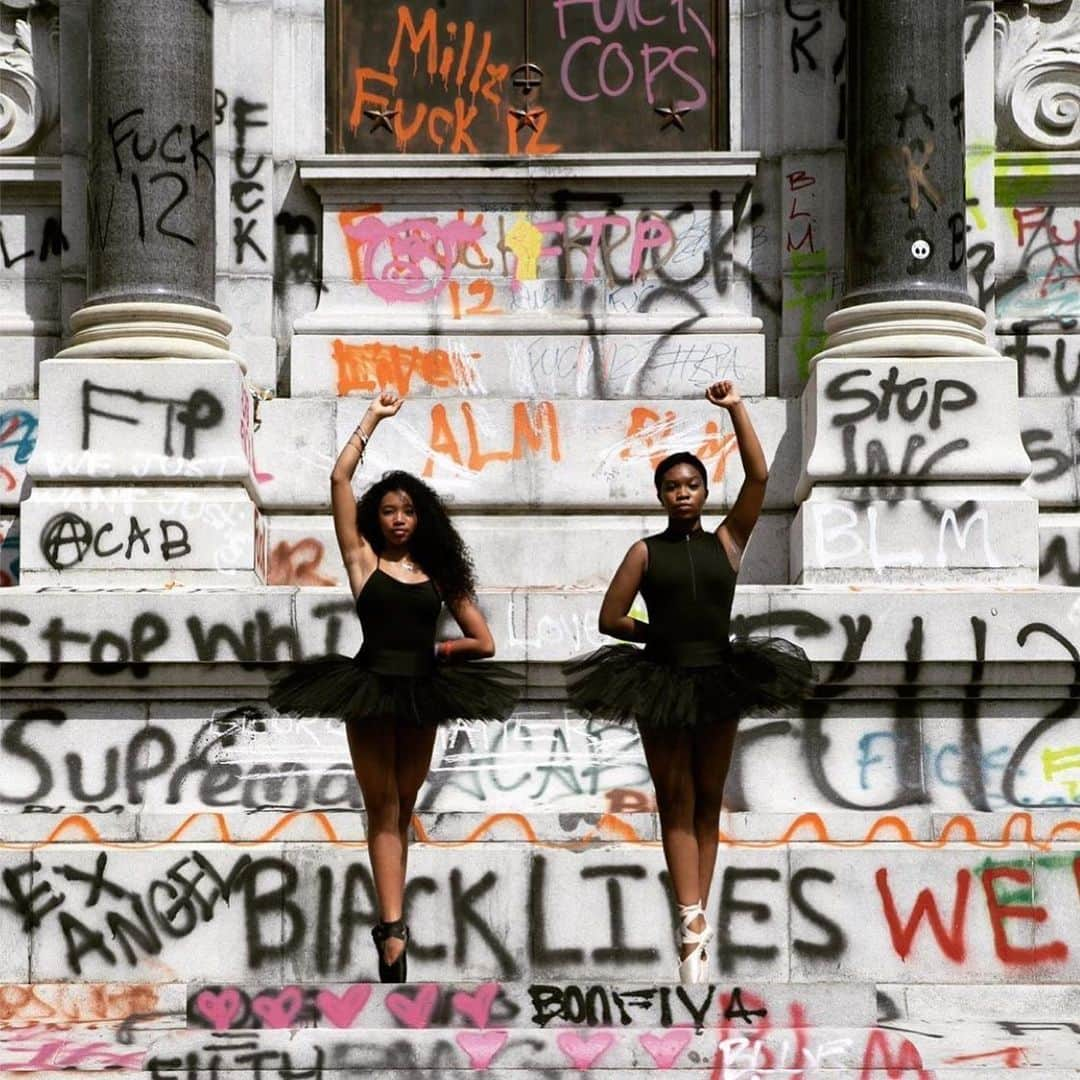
268,648,521,727
563,637,814,729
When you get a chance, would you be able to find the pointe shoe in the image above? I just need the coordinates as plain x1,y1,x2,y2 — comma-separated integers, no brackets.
371,918,409,983
677,901,713,985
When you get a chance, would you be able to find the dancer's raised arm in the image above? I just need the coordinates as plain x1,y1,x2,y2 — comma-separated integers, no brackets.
563,412,813,988
272,387,520,987
330,389,403,596
707,380,768,565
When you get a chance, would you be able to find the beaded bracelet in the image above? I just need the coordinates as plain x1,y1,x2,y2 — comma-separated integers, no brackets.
348,429,368,459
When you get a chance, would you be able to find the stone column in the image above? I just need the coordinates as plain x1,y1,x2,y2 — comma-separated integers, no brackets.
21,0,260,587
59,0,232,358
842,1,970,310
791,0,1036,584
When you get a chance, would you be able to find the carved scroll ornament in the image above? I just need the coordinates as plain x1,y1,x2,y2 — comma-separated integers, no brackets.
995,0,1080,150
0,0,59,155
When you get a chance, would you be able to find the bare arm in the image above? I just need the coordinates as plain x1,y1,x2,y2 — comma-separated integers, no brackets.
597,541,650,642
439,596,496,660
707,381,768,565
330,390,403,598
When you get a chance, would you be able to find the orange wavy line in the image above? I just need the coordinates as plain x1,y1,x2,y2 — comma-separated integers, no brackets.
464,813,539,843
410,813,430,843
7,810,1080,853
41,815,103,843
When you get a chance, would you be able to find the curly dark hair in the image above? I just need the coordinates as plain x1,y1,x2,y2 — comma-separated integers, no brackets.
356,470,477,605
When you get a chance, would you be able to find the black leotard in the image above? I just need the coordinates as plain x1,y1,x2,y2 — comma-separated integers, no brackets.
355,564,441,676
269,558,519,725
563,524,813,727
641,528,736,668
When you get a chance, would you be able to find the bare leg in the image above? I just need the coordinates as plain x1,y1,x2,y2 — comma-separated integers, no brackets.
691,719,740,905
346,720,405,964
640,726,702,960
393,723,439,886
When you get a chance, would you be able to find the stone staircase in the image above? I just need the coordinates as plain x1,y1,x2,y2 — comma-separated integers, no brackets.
2,807,1080,1075
4,977,1080,1074
3,588,1080,1074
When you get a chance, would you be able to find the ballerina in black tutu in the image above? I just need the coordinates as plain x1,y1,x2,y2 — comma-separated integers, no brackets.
564,380,813,984
269,389,518,982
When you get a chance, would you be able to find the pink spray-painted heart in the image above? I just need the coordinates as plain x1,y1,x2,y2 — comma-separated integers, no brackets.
195,988,243,1031
386,983,439,1029
456,1029,509,1069
315,985,373,1028
640,1029,693,1070
451,982,501,1028
556,1030,616,1070
251,986,305,1029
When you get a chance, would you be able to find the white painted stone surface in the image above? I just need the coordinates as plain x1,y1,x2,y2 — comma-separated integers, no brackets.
1005,330,1080,396
302,168,759,323
799,358,1033,494
2,696,1072,822
261,511,792,588
27,844,286,983
292,330,766,399
772,0,847,155
1040,511,1080,585
792,486,1039,583
1022,395,1079,508
0,335,56,399
332,395,798,510
31,360,251,488
249,397,335,510
788,846,1037,983
20,486,256,579
0,850,32,981
13,841,1080,985
4,586,1080,667
0,198,65,391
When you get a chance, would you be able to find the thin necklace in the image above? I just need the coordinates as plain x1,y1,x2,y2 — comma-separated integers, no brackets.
381,554,417,573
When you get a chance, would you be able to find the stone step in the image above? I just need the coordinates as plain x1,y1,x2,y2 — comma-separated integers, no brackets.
7,980,1080,1031
14,1074,1080,1080
5,695,1078,823
8,584,1080,670
3,809,1079,845
6,982,1079,1072
4,1017,1080,1072
181,981,876,1032
7,842,1080,985
259,511,792,589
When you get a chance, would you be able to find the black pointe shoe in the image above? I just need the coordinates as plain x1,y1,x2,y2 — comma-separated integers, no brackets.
371,918,409,983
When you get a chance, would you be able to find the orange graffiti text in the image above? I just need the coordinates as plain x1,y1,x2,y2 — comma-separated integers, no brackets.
333,339,480,396
348,7,558,156
620,406,738,481
424,401,561,476
269,539,339,587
